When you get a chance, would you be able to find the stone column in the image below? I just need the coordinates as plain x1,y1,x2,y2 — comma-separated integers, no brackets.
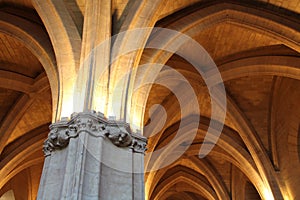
37,111,147,200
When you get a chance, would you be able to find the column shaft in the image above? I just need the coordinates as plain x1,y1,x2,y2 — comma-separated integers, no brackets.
37,111,147,200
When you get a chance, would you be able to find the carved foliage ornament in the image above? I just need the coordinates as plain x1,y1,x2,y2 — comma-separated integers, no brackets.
43,111,147,156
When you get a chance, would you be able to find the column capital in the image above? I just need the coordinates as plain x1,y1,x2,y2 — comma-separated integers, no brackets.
43,111,147,156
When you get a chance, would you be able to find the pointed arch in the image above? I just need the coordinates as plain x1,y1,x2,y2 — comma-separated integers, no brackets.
0,10,58,120
150,166,217,200
133,2,300,198
32,0,82,120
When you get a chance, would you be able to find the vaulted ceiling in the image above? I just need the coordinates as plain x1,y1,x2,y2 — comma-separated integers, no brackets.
142,1,300,200
0,4,52,199
0,0,300,199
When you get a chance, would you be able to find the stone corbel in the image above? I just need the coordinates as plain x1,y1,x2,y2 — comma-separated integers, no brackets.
130,135,148,154
43,111,147,156
105,122,133,147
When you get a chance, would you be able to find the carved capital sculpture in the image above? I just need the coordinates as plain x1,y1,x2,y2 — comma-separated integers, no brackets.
43,111,147,156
